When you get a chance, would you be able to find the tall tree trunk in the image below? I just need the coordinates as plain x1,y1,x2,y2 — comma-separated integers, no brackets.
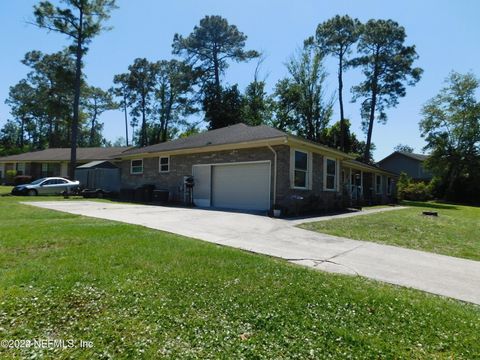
162,118,168,142
141,95,147,147
364,53,380,163
131,123,136,145
48,117,53,148
89,111,97,147
70,9,83,179
212,46,221,129
338,53,345,152
123,93,129,146
19,118,25,148
213,47,220,95
364,90,377,162
162,99,173,142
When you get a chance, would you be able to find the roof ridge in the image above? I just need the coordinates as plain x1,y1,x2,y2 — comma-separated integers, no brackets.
122,122,287,156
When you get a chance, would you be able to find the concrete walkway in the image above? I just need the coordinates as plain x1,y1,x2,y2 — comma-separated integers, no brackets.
287,206,408,225
25,201,480,305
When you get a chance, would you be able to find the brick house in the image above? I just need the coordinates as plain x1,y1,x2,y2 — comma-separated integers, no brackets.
117,124,397,213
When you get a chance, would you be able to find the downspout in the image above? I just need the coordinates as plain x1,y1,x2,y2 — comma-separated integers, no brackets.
267,144,277,208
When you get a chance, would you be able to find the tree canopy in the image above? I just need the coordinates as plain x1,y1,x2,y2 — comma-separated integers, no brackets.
2,12,434,173
172,15,259,129
394,144,414,153
273,44,333,142
33,0,117,176
350,19,422,162
314,15,361,151
420,72,480,202
172,15,259,91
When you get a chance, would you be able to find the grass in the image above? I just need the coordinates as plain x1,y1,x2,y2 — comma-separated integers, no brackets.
0,196,479,359
0,185,13,195
300,201,480,261
359,204,392,210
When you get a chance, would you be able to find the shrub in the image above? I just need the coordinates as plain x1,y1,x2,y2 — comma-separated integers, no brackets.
397,172,432,201
402,182,432,201
5,170,17,185
14,175,33,186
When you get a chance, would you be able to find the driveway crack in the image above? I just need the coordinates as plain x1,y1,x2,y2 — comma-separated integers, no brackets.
287,257,360,276
325,244,364,261
286,245,363,276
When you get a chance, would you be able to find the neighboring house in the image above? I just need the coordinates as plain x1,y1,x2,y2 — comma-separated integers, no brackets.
0,147,128,183
378,151,432,181
116,123,397,213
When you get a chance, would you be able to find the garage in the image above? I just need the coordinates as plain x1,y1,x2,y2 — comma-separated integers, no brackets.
192,161,271,211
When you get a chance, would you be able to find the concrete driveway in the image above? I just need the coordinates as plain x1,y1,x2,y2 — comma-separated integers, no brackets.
26,201,480,305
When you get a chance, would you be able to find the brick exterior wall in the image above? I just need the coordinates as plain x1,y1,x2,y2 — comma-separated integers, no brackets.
275,147,344,213
120,145,352,213
120,146,277,203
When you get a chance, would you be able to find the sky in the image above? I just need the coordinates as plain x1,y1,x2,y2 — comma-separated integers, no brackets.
1,0,479,161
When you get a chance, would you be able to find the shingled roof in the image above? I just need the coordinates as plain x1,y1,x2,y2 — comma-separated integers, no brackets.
122,123,286,156
378,151,429,164
396,151,429,161
0,147,129,162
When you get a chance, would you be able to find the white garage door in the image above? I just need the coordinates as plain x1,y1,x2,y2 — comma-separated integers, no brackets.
200,162,269,211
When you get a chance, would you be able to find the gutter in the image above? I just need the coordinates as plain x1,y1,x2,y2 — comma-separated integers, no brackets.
286,136,356,160
267,144,277,207
344,159,398,177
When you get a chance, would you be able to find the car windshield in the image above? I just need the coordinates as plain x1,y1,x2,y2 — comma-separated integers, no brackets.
30,178,47,185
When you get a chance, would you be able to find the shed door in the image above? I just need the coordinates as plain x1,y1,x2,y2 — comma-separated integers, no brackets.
211,162,270,211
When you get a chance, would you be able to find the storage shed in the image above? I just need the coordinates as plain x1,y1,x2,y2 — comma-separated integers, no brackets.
75,160,121,192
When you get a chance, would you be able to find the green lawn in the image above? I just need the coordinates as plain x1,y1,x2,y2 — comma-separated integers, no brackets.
300,201,480,261
0,185,13,195
0,196,479,359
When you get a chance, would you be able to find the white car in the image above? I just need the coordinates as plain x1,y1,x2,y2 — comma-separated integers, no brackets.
12,177,80,196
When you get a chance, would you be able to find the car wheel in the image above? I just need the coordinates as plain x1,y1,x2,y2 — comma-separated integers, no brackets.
27,189,37,196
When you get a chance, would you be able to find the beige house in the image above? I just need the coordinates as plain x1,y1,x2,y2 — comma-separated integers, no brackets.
0,147,128,183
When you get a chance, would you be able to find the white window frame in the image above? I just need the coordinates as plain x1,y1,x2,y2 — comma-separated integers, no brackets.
130,159,143,175
159,156,170,173
291,149,310,190
375,174,383,194
323,157,337,191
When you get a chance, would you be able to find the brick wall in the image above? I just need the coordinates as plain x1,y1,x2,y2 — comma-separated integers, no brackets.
120,145,349,213
120,146,277,202
275,147,344,213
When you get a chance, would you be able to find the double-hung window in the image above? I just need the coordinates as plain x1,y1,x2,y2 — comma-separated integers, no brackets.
159,156,170,173
376,174,382,194
131,159,143,174
324,158,337,191
16,163,25,175
293,150,308,188
387,177,392,195
41,163,53,177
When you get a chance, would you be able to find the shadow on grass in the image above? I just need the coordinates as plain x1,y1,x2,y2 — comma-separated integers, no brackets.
401,201,458,210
